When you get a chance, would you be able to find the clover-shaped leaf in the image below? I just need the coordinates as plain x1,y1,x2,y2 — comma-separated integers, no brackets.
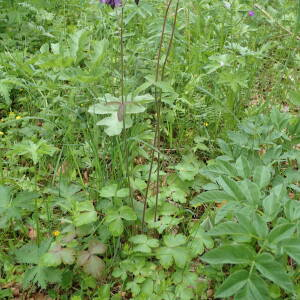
105,206,137,236
42,243,75,267
78,252,105,279
130,234,159,253
77,240,106,279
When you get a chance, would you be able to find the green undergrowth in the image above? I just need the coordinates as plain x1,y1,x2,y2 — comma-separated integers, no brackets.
0,0,299,299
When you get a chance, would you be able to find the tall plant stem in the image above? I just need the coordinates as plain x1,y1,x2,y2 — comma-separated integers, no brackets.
119,5,133,207
141,0,173,232
154,0,180,222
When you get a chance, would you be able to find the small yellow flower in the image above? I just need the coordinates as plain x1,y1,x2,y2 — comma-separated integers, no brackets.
80,103,84,107
0,131,4,136
52,230,60,237
203,122,209,127
16,116,22,120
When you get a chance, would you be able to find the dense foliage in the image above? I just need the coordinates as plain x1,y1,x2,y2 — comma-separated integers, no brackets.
0,0,299,299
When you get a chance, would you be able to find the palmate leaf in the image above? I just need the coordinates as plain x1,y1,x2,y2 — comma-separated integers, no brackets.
156,234,190,268
23,265,62,289
15,239,52,265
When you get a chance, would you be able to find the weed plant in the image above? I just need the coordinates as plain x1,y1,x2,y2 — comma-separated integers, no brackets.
0,0,299,299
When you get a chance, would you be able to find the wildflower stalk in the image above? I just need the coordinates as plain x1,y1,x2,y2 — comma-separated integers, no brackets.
119,5,133,207
141,0,173,232
154,0,180,222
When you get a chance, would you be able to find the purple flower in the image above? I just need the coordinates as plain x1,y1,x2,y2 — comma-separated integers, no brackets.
100,0,122,9
248,10,255,16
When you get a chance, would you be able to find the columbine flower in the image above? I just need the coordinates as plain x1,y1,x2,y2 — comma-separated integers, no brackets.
248,10,255,16
100,0,122,9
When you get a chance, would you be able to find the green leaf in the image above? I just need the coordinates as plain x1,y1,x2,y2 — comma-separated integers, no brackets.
208,221,249,237
263,184,285,220
100,184,118,197
191,190,235,206
255,253,294,292
23,266,62,289
217,176,246,201
202,245,255,264
164,234,186,247
251,213,268,238
73,201,97,227
288,90,300,106
267,223,296,246
282,238,300,264
96,113,133,136
15,239,51,265
156,246,190,269
235,156,251,178
240,180,261,206
89,39,108,71
175,154,200,181
253,166,272,189
42,243,75,266
234,273,269,300
215,270,249,298
109,218,124,236
119,206,137,221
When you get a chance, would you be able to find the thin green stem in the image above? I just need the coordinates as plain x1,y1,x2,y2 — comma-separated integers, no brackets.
154,0,180,222
141,0,173,232
119,5,133,207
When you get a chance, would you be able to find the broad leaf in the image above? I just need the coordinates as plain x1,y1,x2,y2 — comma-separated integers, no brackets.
202,245,255,264
255,253,293,292
215,270,249,298
234,273,269,300
253,166,272,189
